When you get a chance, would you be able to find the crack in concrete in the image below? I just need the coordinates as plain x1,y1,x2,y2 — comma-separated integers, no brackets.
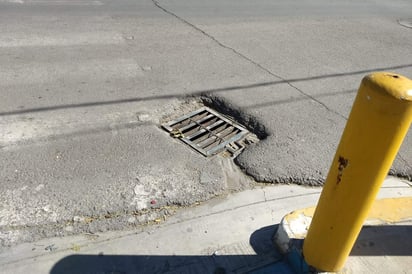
0,208,170,231
262,189,268,202
151,0,347,120
165,191,321,226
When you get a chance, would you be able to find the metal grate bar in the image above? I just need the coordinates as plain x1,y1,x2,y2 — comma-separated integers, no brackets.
176,114,214,132
206,131,249,156
216,126,237,139
197,135,219,149
187,120,225,141
197,126,237,149
162,107,253,157
209,123,227,134
219,128,240,141
167,109,208,128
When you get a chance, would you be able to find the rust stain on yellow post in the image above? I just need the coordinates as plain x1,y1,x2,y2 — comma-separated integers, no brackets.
302,72,412,272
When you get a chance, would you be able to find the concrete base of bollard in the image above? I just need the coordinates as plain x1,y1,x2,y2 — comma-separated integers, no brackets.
274,207,315,254
273,197,412,273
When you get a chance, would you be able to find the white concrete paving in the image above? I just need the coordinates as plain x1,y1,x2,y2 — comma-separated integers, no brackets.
1,177,411,273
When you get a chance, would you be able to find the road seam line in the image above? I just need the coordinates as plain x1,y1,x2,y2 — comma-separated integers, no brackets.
151,0,347,120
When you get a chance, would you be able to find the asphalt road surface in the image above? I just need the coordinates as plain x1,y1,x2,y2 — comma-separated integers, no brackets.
1,0,412,246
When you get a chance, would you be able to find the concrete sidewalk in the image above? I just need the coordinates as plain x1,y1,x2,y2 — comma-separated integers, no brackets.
1,177,411,274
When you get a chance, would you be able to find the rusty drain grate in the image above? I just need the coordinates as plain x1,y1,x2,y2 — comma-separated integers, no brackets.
162,107,257,158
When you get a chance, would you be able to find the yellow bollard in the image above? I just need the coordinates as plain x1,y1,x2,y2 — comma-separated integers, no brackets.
302,72,412,272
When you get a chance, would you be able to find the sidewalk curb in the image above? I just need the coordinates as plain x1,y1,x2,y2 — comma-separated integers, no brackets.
273,197,412,273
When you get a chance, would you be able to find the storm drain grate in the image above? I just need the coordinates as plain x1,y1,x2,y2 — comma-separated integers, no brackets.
162,107,256,157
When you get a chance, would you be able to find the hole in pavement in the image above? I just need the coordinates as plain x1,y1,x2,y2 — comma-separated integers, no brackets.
162,106,259,158
200,95,268,140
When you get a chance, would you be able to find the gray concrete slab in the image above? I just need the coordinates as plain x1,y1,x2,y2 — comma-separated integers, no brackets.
0,177,411,274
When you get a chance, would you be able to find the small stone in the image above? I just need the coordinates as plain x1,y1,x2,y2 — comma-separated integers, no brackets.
127,217,136,224
137,215,147,223
160,208,170,216
42,205,51,212
73,216,84,223
45,244,57,252
35,184,45,192
65,226,74,232
137,113,151,122
142,66,152,71
134,184,145,195
135,200,148,211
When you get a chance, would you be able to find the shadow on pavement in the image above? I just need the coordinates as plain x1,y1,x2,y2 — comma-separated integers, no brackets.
49,224,412,273
2,63,411,117
50,225,293,274
351,224,412,256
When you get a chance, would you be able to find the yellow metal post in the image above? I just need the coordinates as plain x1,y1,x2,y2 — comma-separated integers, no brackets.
302,72,412,272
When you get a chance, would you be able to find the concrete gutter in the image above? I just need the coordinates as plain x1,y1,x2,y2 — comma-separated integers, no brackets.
1,177,411,273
